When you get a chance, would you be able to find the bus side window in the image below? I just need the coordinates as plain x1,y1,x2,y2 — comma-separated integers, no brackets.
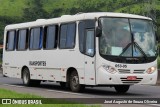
17,29,28,50
85,29,95,56
66,23,76,48
59,23,76,49
78,20,95,55
6,30,16,51
43,25,58,49
78,22,85,53
29,27,43,50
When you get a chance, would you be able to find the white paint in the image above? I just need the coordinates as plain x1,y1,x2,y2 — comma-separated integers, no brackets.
2,12,157,91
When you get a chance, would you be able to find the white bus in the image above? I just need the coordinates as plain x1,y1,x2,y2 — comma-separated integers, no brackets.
3,12,158,93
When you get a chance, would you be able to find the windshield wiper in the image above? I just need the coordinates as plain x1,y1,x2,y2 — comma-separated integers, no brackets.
134,42,148,60
119,32,134,57
119,32,148,61
119,41,148,61
119,42,132,56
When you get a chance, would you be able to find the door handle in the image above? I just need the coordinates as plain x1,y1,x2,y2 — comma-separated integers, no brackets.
85,62,87,64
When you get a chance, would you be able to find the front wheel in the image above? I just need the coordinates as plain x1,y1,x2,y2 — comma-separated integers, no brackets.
69,71,85,92
114,85,130,93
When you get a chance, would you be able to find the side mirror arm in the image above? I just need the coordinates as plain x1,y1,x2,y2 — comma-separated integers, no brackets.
96,26,102,37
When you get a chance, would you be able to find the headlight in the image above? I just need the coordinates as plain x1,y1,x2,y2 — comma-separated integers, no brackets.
102,64,117,74
146,66,157,74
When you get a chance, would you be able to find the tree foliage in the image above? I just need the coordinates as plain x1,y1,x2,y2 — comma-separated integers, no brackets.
0,0,160,44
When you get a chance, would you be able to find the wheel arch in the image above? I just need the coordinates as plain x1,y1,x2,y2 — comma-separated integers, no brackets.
21,66,29,79
66,67,77,83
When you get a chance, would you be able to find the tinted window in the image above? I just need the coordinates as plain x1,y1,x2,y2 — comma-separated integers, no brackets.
60,24,67,48
85,30,95,56
85,20,95,28
30,27,43,50
44,25,58,49
6,30,16,51
78,22,85,53
78,20,95,54
66,23,76,48
60,23,76,49
17,29,28,50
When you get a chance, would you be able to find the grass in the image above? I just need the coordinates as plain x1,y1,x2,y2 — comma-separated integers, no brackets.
0,88,100,107
0,88,42,98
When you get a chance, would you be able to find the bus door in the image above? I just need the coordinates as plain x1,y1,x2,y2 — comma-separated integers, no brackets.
84,29,96,85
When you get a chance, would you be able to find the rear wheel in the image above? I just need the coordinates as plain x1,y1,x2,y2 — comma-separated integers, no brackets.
69,71,85,92
22,68,41,86
114,85,130,93
22,68,31,86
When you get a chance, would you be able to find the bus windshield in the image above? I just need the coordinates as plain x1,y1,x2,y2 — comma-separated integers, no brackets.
99,17,156,58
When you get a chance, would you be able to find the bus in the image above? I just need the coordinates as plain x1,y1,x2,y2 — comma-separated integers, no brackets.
2,12,158,93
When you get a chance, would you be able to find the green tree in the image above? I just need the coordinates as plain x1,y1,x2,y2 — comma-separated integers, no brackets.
22,0,49,21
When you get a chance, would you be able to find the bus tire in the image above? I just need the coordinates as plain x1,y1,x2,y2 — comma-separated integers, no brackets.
22,68,41,86
22,68,31,86
69,71,85,92
114,85,130,93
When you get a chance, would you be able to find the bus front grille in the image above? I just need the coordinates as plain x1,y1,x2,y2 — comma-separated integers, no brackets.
118,69,130,74
120,78,143,84
118,69,145,74
133,70,145,74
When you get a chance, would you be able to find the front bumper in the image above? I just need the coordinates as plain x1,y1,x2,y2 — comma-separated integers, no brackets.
97,66,157,85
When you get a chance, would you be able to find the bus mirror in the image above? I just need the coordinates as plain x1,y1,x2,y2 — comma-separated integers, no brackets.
96,27,102,37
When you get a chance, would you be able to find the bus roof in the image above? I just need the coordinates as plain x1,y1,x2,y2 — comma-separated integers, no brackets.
5,12,152,30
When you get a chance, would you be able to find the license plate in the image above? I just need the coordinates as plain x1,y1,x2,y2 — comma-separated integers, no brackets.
127,76,137,80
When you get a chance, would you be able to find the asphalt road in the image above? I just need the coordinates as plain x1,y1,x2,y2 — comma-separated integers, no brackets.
0,70,160,107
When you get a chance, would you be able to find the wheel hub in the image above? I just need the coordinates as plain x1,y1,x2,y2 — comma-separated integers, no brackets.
23,71,29,84
72,76,79,88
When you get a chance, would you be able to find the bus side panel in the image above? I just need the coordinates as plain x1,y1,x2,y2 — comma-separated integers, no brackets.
34,68,61,81
3,51,21,79
26,49,85,84
47,49,85,84
2,23,86,84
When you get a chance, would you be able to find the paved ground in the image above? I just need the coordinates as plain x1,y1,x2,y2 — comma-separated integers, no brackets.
0,70,160,107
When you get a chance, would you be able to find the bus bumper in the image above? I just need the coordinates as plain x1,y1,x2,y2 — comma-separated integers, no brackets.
97,66,157,85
